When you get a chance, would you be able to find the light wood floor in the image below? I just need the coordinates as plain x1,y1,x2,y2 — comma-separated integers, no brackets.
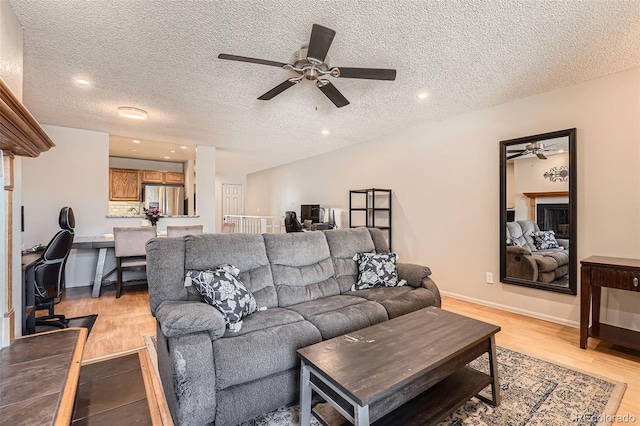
54,287,639,424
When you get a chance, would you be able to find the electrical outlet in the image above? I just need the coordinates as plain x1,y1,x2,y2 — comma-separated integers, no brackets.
486,272,494,284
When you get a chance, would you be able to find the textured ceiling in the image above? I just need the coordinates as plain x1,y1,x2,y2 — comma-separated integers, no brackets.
8,0,640,174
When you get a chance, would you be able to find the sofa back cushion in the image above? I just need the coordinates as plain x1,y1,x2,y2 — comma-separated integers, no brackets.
323,228,377,293
147,237,198,315
517,220,541,252
184,234,278,309
263,232,339,307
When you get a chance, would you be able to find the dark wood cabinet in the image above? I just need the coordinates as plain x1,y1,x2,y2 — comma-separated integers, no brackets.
580,256,640,351
349,188,392,250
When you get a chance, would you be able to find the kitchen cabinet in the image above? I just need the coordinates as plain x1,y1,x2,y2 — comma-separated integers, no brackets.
141,170,163,183
164,172,184,184
141,170,184,184
109,168,141,201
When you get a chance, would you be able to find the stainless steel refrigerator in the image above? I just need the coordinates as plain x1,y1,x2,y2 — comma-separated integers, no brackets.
143,185,184,216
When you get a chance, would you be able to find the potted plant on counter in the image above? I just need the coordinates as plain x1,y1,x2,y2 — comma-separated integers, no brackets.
143,207,164,226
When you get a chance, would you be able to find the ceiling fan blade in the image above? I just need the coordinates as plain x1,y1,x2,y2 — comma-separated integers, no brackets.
335,67,397,81
537,153,548,160
307,24,336,63
507,152,526,160
317,81,350,108
507,149,526,153
258,80,297,100
218,53,287,68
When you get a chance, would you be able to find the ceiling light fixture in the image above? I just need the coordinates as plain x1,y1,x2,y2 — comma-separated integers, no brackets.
417,92,428,100
117,106,148,120
169,150,176,153
164,156,170,159
75,79,90,85
321,129,330,135
180,146,187,150
129,149,137,152
132,139,141,144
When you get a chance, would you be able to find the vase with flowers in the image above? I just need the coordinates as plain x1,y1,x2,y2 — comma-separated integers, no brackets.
143,207,163,226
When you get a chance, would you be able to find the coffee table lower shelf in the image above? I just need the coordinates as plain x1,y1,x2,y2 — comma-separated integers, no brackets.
313,366,493,426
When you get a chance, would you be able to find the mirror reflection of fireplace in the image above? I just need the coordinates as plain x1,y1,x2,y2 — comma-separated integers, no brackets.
537,203,569,239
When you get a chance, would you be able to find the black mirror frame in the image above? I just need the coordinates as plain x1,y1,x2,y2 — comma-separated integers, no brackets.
499,128,577,295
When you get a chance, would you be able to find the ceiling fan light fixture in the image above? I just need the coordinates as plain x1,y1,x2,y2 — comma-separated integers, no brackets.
118,106,147,120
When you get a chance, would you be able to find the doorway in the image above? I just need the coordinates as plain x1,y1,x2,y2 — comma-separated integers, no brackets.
221,184,245,225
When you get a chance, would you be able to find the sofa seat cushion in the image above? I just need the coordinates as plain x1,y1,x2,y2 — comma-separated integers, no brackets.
345,287,436,319
288,295,388,340
222,307,305,338
213,316,321,390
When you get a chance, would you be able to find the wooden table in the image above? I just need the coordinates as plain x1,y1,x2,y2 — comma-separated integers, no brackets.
297,307,501,426
580,256,640,350
0,328,87,425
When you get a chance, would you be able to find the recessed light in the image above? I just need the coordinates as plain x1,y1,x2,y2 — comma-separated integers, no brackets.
558,149,565,153
169,150,176,153
417,92,428,100
129,149,137,152
75,79,90,86
321,129,330,135
132,139,141,144
164,156,170,159
180,146,187,150
117,106,148,120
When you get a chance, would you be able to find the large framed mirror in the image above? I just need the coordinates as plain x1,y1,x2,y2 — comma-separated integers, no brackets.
500,128,577,294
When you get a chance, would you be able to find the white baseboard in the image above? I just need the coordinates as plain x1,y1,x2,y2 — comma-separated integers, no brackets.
440,291,580,329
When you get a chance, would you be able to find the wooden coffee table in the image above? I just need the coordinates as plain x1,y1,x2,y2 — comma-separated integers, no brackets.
297,306,501,425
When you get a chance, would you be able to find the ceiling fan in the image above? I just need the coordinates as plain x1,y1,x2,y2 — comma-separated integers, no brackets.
218,24,397,108
507,141,558,160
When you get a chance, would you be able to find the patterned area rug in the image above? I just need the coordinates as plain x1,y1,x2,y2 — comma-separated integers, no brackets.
143,337,625,426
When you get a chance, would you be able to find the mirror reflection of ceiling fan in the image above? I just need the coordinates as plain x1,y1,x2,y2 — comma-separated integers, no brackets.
507,141,558,160
218,24,397,108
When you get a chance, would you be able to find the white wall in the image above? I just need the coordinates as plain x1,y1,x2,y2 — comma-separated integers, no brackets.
21,125,214,288
513,153,569,220
195,145,216,233
247,67,640,331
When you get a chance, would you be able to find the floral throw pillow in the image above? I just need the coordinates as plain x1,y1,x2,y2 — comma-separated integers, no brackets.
351,252,406,291
186,264,257,326
531,230,560,250
507,237,524,247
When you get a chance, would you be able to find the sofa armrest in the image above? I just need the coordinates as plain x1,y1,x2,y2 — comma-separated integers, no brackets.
557,238,569,249
156,301,226,340
397,262,441,308
506,245,532,255
505,248,538,281
157,328,217,425
397,262,431,287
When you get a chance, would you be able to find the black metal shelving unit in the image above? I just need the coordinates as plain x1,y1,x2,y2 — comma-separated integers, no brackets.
349,188,392,250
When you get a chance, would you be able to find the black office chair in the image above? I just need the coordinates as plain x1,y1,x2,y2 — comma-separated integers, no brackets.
284,211,303,233
34,207,75,329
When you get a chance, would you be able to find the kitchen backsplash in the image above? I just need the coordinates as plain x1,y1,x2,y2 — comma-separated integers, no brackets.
108,201,142,216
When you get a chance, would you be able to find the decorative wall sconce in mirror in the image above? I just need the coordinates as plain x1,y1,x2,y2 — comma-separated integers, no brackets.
500,128,577,295
544,166,569,182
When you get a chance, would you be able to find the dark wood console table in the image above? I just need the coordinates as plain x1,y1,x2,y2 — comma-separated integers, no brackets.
580,256,640,350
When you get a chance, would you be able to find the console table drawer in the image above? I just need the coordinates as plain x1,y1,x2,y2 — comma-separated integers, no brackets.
591,267,640,292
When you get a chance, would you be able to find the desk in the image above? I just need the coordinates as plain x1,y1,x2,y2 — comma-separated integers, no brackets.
580,256,640,350
0,328,86,425
21,252,42,335
72,236,115,298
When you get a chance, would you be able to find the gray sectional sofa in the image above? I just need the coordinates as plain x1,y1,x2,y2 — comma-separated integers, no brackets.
146,227,440,426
